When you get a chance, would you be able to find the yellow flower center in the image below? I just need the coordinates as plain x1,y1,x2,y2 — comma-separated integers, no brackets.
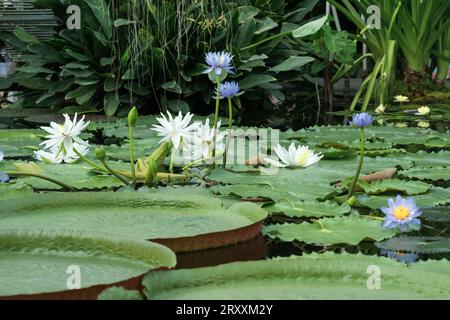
393,206,410,221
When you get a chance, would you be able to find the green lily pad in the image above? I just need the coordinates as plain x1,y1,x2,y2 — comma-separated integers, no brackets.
355,179,431,195
399,166,450,181
0,129,43,157
0,231,175,298
376,237,450,254
265,199,351,218
0,190,267,252
263,215,396,245
421,207,450,222
357,187,450,209
0,161,126,190
143,252,450,299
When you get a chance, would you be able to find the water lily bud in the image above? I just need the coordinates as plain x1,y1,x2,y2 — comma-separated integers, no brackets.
95,147,107,161
128,106,138,127
347,196,356,206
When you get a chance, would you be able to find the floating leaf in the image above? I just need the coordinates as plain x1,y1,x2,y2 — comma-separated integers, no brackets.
0,129,42,157
399,166,450,181
265,199,351,218
0,190,267,252
376,237,450,254
0,231,175,298
356,179,431,195
421,207,450,222
263,215,396,245
357,187,450,209
143,252,450,299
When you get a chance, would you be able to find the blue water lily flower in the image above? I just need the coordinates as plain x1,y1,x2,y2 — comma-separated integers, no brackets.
217,81,240,98
0,150,9,183
350,112,373,128
203,51,234,75
381,195,421,232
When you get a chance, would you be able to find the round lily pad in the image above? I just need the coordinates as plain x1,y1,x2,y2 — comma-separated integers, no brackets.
143,252,450,299
0,231,176,299
0,190,267,252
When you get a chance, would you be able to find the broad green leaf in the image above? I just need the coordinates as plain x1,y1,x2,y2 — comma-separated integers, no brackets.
355,179,431,195
13,26,39,44
239,74,276,90
86,0,113,39
0,129,42,157
238,6,260,24
292,15,328,38
270,56,315,72
0,190,267,251
399,166,450,181
263,215,396,245
104,93,120,116
266,199,351,218
421,207,450,222
357,187,450,209
255,17,278,35
376,237,450,254
16,66,54,74
0,231,175,297
143,252,450,299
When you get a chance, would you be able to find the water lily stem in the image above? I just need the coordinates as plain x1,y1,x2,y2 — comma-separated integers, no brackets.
223,98,234,167
100,159,130,185
212,79,221,167
347,128,365,199
73,147,106,172
129,126,136,188
169,147,176,174
6,171,74,190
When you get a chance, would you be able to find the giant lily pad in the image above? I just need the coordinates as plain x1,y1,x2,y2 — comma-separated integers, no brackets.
0,231,175,299
143,252,450,299
0,190,267,252
263,215,396,245
399,166,450,181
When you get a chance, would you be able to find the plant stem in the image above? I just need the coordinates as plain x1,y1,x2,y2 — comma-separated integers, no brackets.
129,126,136,188
169,147,176,174
73,147,106,172
100,159,130,185
227,98,233,129
211,79,221,167
347,128,365,199
6,171,74,190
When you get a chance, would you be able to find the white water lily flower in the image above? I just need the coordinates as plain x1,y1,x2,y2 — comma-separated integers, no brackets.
33,143,89,164
152,111,198,150
183,119,226,161
40,113,90,154
264,143,323,168
374,104,386,114
417,121,430,128
393,95,409,103
415,106,430,116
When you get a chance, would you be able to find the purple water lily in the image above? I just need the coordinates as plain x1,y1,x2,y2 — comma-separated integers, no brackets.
217,81,240,98
203,51,234,75
381,195,422,232
350,112,373,128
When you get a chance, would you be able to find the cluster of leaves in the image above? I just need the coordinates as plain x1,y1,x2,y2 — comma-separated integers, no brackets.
0,0,348,117
0,0,152,116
